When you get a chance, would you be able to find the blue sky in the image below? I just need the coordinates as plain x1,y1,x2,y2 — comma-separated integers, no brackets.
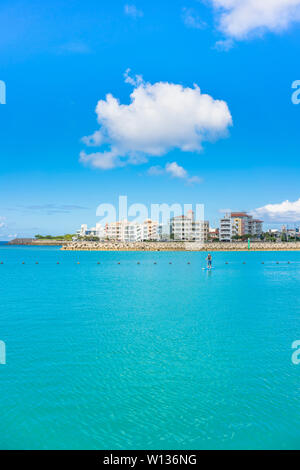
0,0,300,238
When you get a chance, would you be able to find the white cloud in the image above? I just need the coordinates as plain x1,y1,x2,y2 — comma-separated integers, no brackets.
182,7,205,29
0,217,6,230
147,165,165,176
187,175,202,185
79,150,121,170
252,198,300,222
80,71,232,170
214,38,234,51
210,0,300,40
166,162,187,178
148,162,202,185
124,4,143,18
124,68,143,86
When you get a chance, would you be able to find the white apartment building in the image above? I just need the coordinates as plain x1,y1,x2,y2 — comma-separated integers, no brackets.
219,216,233,242
122,222,142,243
78,219,162,242
142,219,161,241
105,221,124,241
78,223,105,238
219,212,263,241
170,210,209,242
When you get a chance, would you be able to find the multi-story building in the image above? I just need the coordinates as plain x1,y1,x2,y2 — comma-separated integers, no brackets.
249,219,263,238
105,221,124,241
122,222,142,242
78,219,162,242
219,215,233,242
170,210,209,242
78,223,105,238
78,224,88,237
142,219,161,241
230,212,251,236
219,212,263,241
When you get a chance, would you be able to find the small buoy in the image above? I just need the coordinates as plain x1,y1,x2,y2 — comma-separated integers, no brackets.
22,262,25,264
118,262,120,264
262,262,264,264
57,262,60,264
35,262,39,264
77,262,80,264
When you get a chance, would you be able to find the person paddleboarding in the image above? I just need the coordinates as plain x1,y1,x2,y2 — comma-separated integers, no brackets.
206,253,212,270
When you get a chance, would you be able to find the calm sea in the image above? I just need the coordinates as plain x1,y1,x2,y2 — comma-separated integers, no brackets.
0,246,299,449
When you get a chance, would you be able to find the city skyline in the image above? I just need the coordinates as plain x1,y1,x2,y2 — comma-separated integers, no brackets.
1,1,300,239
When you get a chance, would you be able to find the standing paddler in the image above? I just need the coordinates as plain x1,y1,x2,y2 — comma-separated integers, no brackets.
206,253,212,270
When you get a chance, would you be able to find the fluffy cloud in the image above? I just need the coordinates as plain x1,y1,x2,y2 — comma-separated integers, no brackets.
80,71,232,170
210,0,300,40
148,162,202,185
252,198,300,222
124,4,143,18
166,162,188,178
182,7,205,29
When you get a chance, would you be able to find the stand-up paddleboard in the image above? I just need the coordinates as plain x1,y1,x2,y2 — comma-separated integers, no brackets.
202,267,214,270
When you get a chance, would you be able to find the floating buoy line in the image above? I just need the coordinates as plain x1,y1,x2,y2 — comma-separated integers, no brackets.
0,261,295,266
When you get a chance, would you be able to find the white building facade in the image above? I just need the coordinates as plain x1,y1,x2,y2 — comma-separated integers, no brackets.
219,212,263,242
219,216,233,242
78,219,162,242
170,210,209,242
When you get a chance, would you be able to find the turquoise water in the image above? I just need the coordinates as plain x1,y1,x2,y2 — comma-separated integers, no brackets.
0,246,299,450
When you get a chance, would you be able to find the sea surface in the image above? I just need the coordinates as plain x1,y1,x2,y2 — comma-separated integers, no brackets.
0,245,299,450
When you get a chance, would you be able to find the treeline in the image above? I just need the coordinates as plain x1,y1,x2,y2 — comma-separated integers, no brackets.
35,234,75,241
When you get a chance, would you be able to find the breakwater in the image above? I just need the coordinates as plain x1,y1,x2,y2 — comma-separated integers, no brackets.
61,241,300,251
9,238,71,246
